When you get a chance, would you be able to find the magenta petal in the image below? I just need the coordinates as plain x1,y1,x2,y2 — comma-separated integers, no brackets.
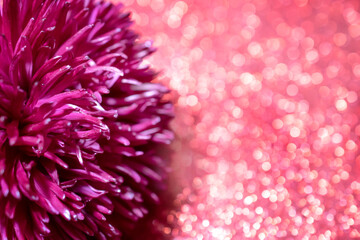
55,24,94,57
15,161,34,198
14,221,25,240
96,205,112,215
0,178,9,197
5,198,16,219
31,209,51,234
30,56,62,85
85,66,124,88
73,182,107,198
115,165,142,183
0,157,5,175
6,120,19,146
44,151,69,169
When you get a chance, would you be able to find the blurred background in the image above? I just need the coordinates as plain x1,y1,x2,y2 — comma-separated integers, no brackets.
116,0,360,239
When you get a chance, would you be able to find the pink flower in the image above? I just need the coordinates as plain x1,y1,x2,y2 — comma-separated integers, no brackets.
0,0,173,239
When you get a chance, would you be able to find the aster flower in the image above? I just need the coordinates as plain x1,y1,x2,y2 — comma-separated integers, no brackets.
0,0,173,239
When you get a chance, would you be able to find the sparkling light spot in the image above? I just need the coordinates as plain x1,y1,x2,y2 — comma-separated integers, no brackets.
287,84,299,96
335,99,347,111
290,127,301,138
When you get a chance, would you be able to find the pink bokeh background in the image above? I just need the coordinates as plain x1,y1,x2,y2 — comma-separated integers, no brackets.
117,0,360,239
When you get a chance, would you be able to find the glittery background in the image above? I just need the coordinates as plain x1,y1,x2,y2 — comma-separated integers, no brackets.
117,0,360,239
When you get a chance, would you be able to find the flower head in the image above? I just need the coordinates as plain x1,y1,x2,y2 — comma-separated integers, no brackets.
0,0,173,239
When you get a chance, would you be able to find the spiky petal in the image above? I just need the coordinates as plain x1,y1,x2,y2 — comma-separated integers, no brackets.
0,0,173,239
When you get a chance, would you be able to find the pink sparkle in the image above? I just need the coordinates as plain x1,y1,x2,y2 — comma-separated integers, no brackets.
119,0,360,239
